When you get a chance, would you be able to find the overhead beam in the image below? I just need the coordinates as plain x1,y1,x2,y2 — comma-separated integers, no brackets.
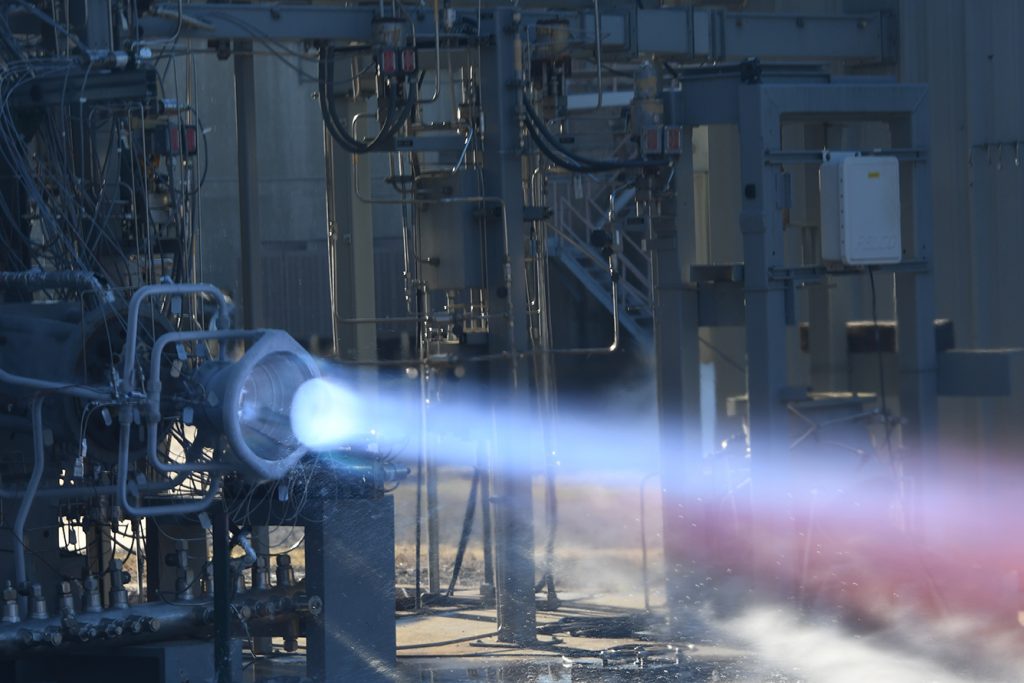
140,4,894,65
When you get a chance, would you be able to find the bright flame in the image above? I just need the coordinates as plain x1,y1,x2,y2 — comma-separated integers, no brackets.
286,370,1024,646
289,377,364,450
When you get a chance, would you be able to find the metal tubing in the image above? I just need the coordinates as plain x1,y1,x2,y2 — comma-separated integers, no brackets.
117,410,223,517
145,329,264,474
426,422,441,595
122,283,232,394
0,365,110,401
0,269,112,302
0,472,187,501
478,442,495,592
419,0,443,105
13,396,45,592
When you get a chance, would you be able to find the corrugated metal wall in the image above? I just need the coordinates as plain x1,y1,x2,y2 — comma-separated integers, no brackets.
903,0,1024,451
186,51,332,342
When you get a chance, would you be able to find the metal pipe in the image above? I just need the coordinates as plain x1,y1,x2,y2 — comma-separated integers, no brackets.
0,473,186,501
122,283,232,395
137,0,183,48
416,0,443,105
13,396,45,593
639,471,659,612
0,269,112,303
339,315,425,324
145,329,264,474
0,365,110,401
592,0,603,109
117,408,223,518
0,585,319,658
478,441,495,597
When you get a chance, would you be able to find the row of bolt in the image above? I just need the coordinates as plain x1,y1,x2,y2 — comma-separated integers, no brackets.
2,557,134,625
0,561,160,649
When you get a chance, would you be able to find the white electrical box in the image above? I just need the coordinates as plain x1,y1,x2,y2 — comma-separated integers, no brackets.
819,154,901,265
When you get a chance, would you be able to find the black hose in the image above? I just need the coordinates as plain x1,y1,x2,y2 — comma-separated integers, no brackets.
522,94,669,172
318,46,414,155
523,115,601,174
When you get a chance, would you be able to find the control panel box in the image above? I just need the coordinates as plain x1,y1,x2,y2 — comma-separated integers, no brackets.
819,154,901,265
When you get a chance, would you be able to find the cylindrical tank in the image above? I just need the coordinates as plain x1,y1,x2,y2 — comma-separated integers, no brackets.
414,170,485,291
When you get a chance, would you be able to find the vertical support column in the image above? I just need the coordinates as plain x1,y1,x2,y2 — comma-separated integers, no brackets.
305,496,396,683
479,9,536,645
233,41,263,329
737,86,794,596
426,444,441,596
653,130,704,630
800,124,848,392
324,115,377,365
250,526,273,654
212,502,233,683
892,102,938,534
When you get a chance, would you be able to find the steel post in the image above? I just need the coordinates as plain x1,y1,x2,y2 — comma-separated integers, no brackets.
233,41,263,329
651,129,706,628
738,84,794,598
479,8,537,645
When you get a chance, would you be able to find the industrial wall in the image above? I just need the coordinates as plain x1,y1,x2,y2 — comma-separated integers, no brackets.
902,0,1024,453
181,51,331,342
693,0,1024,457
183,1,1024,454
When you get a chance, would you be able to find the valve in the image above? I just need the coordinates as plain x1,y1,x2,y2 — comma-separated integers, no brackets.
2,581,20,624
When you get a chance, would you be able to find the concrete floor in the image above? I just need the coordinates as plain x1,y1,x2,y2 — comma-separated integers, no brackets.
246,589,763,683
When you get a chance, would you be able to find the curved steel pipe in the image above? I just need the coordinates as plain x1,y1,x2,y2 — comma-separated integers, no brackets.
122,283,233,395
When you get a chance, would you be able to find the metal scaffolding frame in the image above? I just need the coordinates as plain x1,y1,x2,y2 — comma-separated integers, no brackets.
656,67,935,618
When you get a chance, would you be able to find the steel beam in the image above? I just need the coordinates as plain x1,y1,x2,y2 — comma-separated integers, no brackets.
479,9,537,646
737,84,795,598
140,3,893,65
638,8,893,63
140,4,380,42
891,104,938,535
651,129,705,631
233,41,264,329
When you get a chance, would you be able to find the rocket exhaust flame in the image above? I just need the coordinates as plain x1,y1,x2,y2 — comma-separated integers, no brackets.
289,371,1024,662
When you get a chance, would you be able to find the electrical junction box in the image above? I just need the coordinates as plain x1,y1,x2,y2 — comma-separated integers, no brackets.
819,153,901,265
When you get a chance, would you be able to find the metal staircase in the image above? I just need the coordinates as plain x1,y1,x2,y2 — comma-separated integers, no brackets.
546,174,654,351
